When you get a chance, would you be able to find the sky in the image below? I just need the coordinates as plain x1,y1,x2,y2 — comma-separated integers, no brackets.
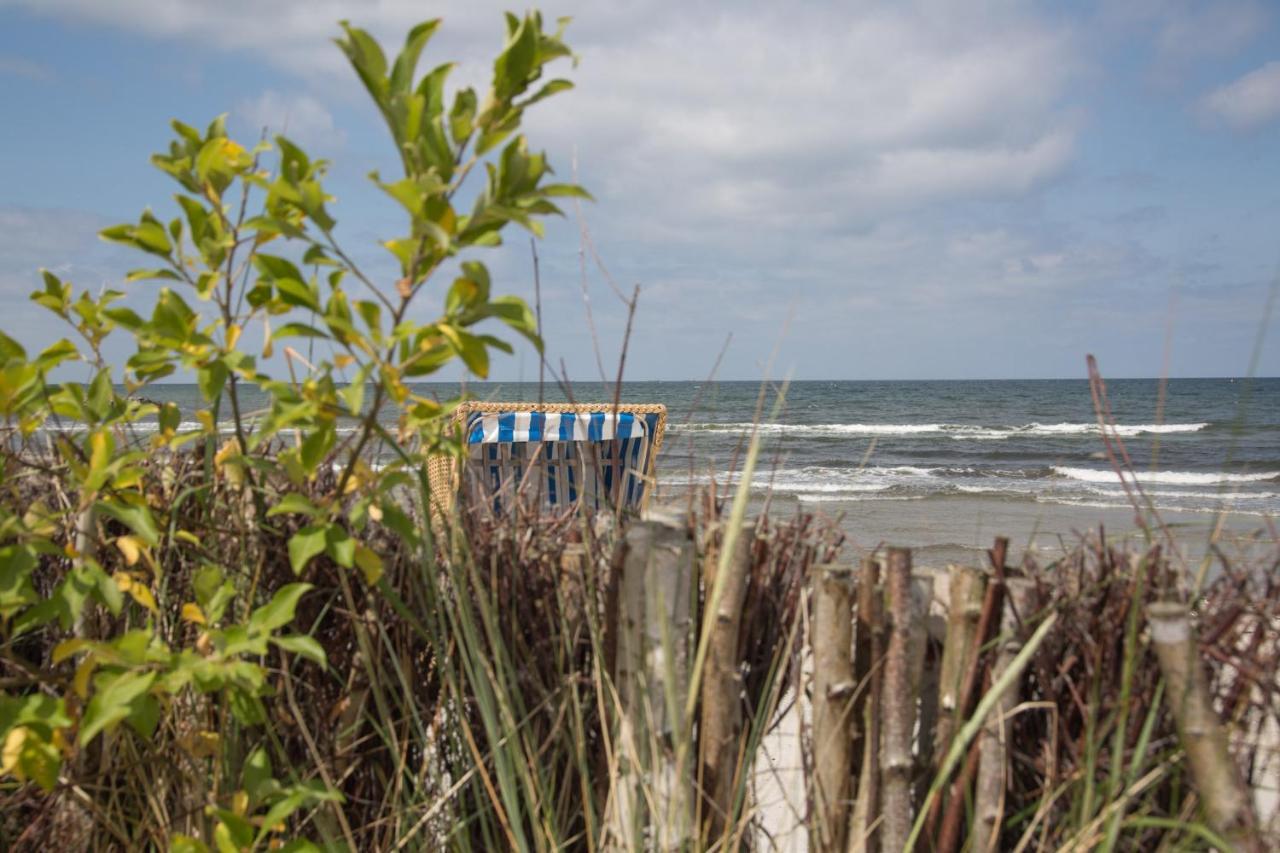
1,0,1278,382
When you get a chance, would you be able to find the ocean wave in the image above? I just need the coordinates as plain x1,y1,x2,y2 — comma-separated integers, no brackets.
1052,466,1279,486
1033,496,1272,517
797,493,925,503
673,421,1209,439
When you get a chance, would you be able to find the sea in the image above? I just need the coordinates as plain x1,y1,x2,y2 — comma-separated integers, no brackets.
39,378,1280,568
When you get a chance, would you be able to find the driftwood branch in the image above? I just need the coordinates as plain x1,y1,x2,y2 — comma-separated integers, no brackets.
1148,601,1263,853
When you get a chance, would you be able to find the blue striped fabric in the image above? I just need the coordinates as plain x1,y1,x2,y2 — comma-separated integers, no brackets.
462,410,656,511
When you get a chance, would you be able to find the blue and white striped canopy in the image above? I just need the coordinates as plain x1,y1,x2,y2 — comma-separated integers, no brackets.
466,411,651,445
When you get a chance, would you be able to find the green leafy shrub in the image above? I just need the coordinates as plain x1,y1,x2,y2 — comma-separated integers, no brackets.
1,11,583,849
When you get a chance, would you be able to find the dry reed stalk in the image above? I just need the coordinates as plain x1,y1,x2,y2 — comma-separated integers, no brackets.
934,564,986,769
809,563,855,852
1148,601,1264,853
972,578,1035,851
849,555,884,853
698,520,755,846
880,547,917,853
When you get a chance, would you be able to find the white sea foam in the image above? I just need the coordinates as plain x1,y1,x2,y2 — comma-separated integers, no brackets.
1053,466,1279,486
674,421,1210,439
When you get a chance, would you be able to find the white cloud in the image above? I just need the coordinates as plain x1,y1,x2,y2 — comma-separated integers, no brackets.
19,0,1267,377
0,54,51,80
1104,0,1270,82
236,90,345,149
1199,60,1280,130
1151,0,1268,64
9,0,1082,228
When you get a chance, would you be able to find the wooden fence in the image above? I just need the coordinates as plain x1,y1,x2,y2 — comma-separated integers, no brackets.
604,508,1272,852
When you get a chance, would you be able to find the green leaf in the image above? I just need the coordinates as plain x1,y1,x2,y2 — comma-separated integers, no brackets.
0,693,72,733
95,498,161,546
288,526,327,575
337,23,391,109
34,339,80,370
197,360,228,402
299,424,334,472
125,267,183,283
79,670,158,745
193,564,236,623
249,582,312,633
390,19,442,94
243,746,278,806
325,525,355,568
493,13,538,101
267,493,321,518
273,322,328,340
0,329,26,361
521,78,574,107
272,635,327,668
0,544,40,618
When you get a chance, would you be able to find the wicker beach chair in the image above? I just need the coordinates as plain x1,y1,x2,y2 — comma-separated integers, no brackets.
428,401,668,516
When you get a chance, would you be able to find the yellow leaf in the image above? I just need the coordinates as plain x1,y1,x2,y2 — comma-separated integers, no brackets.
127,583,158,613
182,602,207,626
73,658,96,699
196,410,215,434
51,728,70,757
334,353,354,368
116,535,142,566
1,727,26,776
226,323,242,350
176,530,200,546
114,572,134,593
89,430,111,475
52,638,87,664
262,317,274,359
354,545,383,586
215,441,245,487
114,469,142,490
232,789,249,817
178,729,220,759
368,503,383,523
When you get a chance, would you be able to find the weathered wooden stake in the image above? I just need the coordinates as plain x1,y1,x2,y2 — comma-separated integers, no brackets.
809,563,855,852
849,555,883,853
972,578,1034,851
1148,601,1264,853
608,509,695,850
934,564,986,768
698,520,755,846
880,547,917,853
643,509,696,852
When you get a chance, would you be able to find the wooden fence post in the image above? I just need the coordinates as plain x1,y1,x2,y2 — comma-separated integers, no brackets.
607,508,696,851
880,547,919,853
934,564,986,769
849,555,884,853
699,520,755,846
809,563,855,852
972,578,1035,851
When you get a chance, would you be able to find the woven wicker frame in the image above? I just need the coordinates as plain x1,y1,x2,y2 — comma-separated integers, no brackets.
427,401,668,516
